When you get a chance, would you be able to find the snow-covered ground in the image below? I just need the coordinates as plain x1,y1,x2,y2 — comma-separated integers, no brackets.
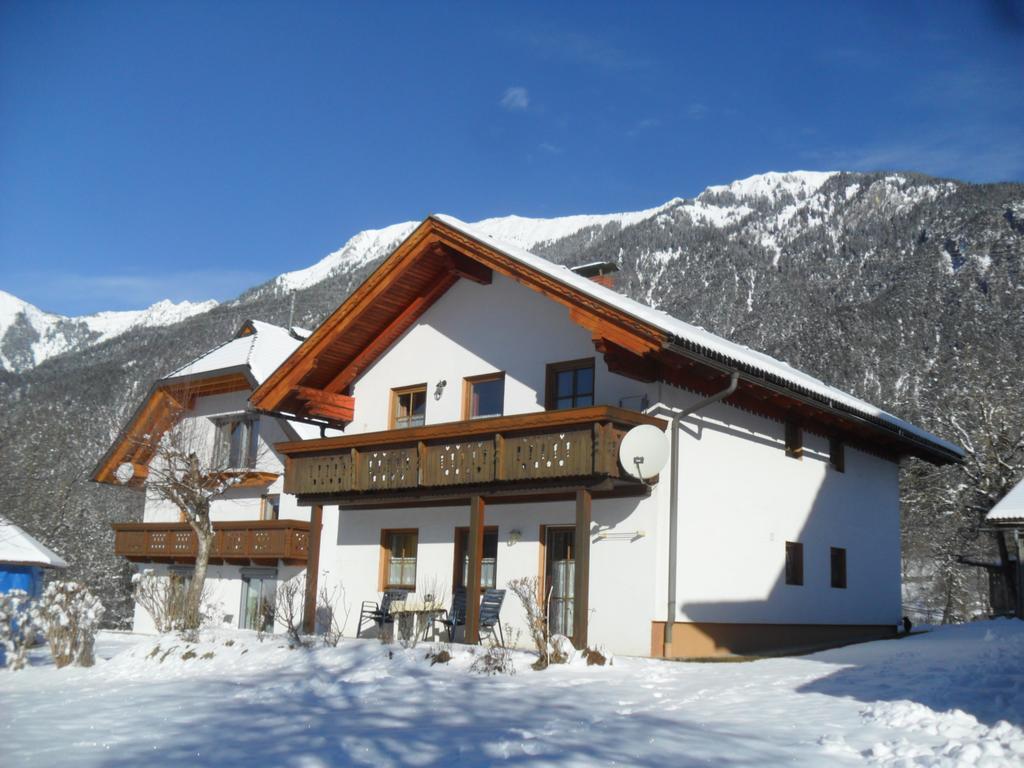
2,621,1022,767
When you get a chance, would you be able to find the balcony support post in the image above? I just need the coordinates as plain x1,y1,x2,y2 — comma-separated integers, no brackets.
302,505,323,635
573,488,591,648
465,495,485,643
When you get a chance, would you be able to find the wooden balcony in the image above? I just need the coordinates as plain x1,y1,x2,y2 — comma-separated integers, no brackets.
112,520,310,566
277,405,666,504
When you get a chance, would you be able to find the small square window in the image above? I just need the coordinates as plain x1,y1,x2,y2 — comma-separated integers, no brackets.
546,359,595,410
381,529,418,590
465,374,505,419
785,541,804,586
831,547,847,589
392,386,427,429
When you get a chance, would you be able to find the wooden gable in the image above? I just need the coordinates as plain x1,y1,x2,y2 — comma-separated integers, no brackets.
250,217,667,421
92,372,251,486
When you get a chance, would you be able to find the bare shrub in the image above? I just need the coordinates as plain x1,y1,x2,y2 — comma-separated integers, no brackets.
317,582,351,647
0,590,37,671
132,569,210,634
425,642,452,666
32,580,105,668
507,576,553,670
470,625,518,676
273,577,310,648
585,647,609,666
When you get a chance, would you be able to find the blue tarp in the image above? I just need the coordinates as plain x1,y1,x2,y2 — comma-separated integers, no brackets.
0,565,44,599
1,565,43,667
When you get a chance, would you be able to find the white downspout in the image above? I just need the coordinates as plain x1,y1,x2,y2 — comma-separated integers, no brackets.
647,371,739,657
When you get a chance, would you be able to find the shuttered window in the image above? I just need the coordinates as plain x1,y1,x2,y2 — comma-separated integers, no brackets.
785,541,804,586
831,547,847,589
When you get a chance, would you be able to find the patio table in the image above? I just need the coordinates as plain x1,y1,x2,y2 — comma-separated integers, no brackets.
389,600,446,646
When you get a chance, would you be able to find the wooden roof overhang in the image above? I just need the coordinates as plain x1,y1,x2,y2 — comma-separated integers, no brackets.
92,367,254,486
251,216,960,467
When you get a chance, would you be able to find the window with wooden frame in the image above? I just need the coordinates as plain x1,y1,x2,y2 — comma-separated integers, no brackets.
545,358,595,410
785,421,803,460
260,494,280,521
453,526,499,590
391,385,427,430
829,437,845,472
463,373,505,420
831,547,847,589
380,529,418,590
212,415,260,469
785,541,804,586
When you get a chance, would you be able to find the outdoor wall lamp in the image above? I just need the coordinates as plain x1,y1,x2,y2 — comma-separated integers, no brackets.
507,529,522,545
434,379,447,400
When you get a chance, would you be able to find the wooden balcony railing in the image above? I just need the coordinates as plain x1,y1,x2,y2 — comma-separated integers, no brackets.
277,405,666,500
112,519,310,565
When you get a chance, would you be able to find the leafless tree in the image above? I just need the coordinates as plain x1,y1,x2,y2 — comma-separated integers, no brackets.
117,390,271,632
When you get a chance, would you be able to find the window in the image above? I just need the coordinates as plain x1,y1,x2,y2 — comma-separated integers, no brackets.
260,494,280,521
545,358,595,410
240,570,277,631
392,385,427,429
829,438,845,472
831,547,847,589
381,529,418,589
464,373,505,419
453,527,499,590
785,421,803,460
785,541,804,586
213,415,260,469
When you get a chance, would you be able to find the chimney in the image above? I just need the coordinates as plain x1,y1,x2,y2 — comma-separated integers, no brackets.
571,261,619,290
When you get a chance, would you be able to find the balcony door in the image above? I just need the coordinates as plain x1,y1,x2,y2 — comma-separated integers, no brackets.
544,526,575,640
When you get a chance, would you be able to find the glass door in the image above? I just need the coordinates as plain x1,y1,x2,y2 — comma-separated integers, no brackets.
545,527,575,639
241,573,277,631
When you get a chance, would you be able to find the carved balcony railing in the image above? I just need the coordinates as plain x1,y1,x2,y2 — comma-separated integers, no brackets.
112,520,310,565
277,405,666,501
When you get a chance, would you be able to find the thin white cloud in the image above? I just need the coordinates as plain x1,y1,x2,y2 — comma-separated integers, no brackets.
539,142,563,154
627,118,661,137
687,103,709,119
500,86,529,111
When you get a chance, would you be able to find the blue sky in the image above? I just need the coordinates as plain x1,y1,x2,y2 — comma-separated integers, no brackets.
2,1,1022,316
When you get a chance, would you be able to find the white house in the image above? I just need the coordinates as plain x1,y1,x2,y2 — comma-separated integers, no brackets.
247,215,963,657
94,320,316,633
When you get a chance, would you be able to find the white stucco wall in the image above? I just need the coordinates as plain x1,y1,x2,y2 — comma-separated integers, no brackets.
305,270,906,655
140,389,308,525
316,493,659,657
666,396,902,627
346,273,649,434
129,563,305,634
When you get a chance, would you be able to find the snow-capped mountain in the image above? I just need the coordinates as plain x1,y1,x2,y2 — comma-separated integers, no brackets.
0,290,217,372
2,169,1021,627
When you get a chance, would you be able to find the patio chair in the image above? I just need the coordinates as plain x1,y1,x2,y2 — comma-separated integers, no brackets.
434,586,467,642
478,588,506,647
356,588,408,638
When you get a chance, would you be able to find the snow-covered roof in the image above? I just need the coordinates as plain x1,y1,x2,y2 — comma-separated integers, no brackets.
167,320,304,386
0,516,68,568
986,480,1024,523
432,214,963,461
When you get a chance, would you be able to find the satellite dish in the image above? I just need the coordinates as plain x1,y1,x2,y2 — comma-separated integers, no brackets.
619,424,670,481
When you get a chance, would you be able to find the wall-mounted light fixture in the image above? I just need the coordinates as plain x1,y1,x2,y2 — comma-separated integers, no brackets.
507,529,522,546
434,379,447,400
